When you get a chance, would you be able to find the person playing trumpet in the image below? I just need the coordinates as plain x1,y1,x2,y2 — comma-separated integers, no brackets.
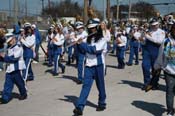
140,18,165,90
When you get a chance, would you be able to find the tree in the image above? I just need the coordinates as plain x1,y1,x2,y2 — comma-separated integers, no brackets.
42,0,83,18
132,1,157,20
110,1,157,21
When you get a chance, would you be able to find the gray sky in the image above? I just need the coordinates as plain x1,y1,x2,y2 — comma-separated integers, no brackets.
0,0,175,16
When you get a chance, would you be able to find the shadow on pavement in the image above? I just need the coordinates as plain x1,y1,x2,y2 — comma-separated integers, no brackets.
45,69,53,74
118,80,166,92
106,65,117,69
59,95,97,108
118,80,144,89
61,75,80,84
108,53,116,57
65,63,77,68
131,100,166,116
42,62,48,66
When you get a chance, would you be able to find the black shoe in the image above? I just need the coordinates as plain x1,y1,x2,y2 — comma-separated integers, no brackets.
73,108,83,116
135,62,139,65
121,65,125,69
117,66,124,69
71,57,75,63
152,85,159,90
144,85,153,92
26,78,34,81
48,64,53,67
117,66,121,69
96,106,106,111
110,50,114,54
19,94,27,100
141,85,147,91
52,73,59,76
167,110,174,116
66,61,70,65
77,80,83,85
62,66,65,73
126,62,132,66
0,98,9,104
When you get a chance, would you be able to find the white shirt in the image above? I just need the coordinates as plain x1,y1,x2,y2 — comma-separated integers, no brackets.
126,27,131,34
117,35,127,47
6,44,26,73
53,33,65,46
75,30,88,42
21,34,36,49
85,38,107,67
145,28,165,44
103,29,111,42
46,33,54,42
133,31,141,41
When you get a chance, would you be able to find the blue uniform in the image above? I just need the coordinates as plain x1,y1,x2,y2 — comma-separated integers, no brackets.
46,33,54,66
76,31,88,82
116,35,127,69
75,38,107,111
142,28,165,86
21,34,36,81
33,27,42,62
127,31,141,65
52,33,65,75
1,43,27,103
66,31,75,65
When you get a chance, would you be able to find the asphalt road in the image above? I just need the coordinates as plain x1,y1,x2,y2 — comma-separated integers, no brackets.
0,43,170,116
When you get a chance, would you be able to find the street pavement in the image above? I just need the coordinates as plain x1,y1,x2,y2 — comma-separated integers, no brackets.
0,42,170,116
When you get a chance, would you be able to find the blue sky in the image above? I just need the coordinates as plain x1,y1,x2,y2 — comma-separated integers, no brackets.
0,0,175,16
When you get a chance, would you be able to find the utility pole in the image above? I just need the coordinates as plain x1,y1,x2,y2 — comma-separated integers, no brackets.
84,0,88,23
107,0,110,21
128,0,131,21
25,0,27,17
116,0,120,21
103,0,106,20
14,0,19,23
9,0,11,17
41,0,44,11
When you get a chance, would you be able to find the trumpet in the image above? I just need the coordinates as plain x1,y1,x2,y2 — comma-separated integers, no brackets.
66,31,97,49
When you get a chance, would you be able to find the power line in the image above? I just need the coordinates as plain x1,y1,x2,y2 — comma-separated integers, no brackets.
151,2,175,5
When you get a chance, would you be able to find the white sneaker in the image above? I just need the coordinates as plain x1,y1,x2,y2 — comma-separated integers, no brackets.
0,69,2,71
32,61,38,64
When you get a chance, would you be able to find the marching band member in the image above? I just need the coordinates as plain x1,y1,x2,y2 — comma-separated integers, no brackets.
61,19,69,61
20,23,36,81
0,36,27,104
66,25,76,65
116,30,127,69
46,25,55,67
126,25,141,66
100,20,111,74
141,18,165,90
73,18,107,116
75,21,88,84
31,24,42,63
154,23,175,116
52,24,65,76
